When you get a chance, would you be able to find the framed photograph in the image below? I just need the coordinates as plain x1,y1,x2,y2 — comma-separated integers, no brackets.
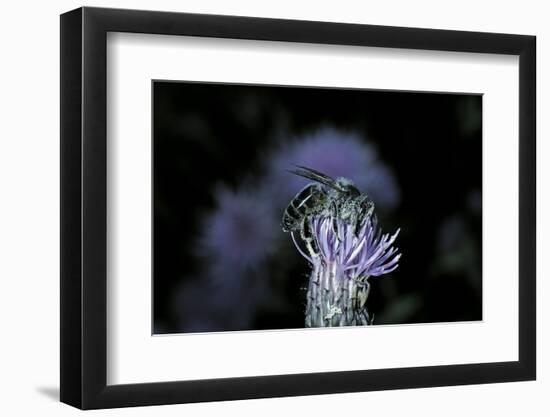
60,6,536,409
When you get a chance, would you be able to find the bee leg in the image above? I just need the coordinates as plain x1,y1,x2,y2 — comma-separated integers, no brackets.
300,217,319,257
351,202,361,235
304,238,318,258
358,280,371,309
350,210,357,236
330,201,343,242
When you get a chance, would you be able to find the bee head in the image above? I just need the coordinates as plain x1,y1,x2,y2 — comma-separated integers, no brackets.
335,177,360,197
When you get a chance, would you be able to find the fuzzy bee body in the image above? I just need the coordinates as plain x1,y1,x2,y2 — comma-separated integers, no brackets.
282,183,326,233
281,166,375,235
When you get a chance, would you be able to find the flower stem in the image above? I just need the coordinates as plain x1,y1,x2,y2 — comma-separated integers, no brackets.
305,261,372,327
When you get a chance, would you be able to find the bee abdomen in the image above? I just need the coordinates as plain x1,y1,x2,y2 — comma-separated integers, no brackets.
282,184,324,232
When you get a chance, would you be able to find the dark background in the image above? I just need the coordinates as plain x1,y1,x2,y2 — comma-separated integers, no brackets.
153,81,482,334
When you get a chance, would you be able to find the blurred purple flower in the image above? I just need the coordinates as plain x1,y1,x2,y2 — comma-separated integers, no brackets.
266,127,400,210
172,275,267,333
198,186,279,275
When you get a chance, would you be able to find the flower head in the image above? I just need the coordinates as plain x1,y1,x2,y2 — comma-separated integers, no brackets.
293,214,401,280
198,186,278,274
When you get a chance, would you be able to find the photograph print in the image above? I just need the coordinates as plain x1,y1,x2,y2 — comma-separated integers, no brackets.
153,81,482,334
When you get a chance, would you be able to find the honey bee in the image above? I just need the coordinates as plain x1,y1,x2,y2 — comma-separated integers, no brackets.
282,166,375,236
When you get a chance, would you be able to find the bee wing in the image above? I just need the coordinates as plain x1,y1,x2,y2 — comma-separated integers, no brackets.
297,183,327,209
289,165,343,192
353,195,376,226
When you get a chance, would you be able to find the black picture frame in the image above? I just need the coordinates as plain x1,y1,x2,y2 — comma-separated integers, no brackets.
60,6,536,410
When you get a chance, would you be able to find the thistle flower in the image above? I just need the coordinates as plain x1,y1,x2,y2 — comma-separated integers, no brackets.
301,215,401,279
290,213,400,327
